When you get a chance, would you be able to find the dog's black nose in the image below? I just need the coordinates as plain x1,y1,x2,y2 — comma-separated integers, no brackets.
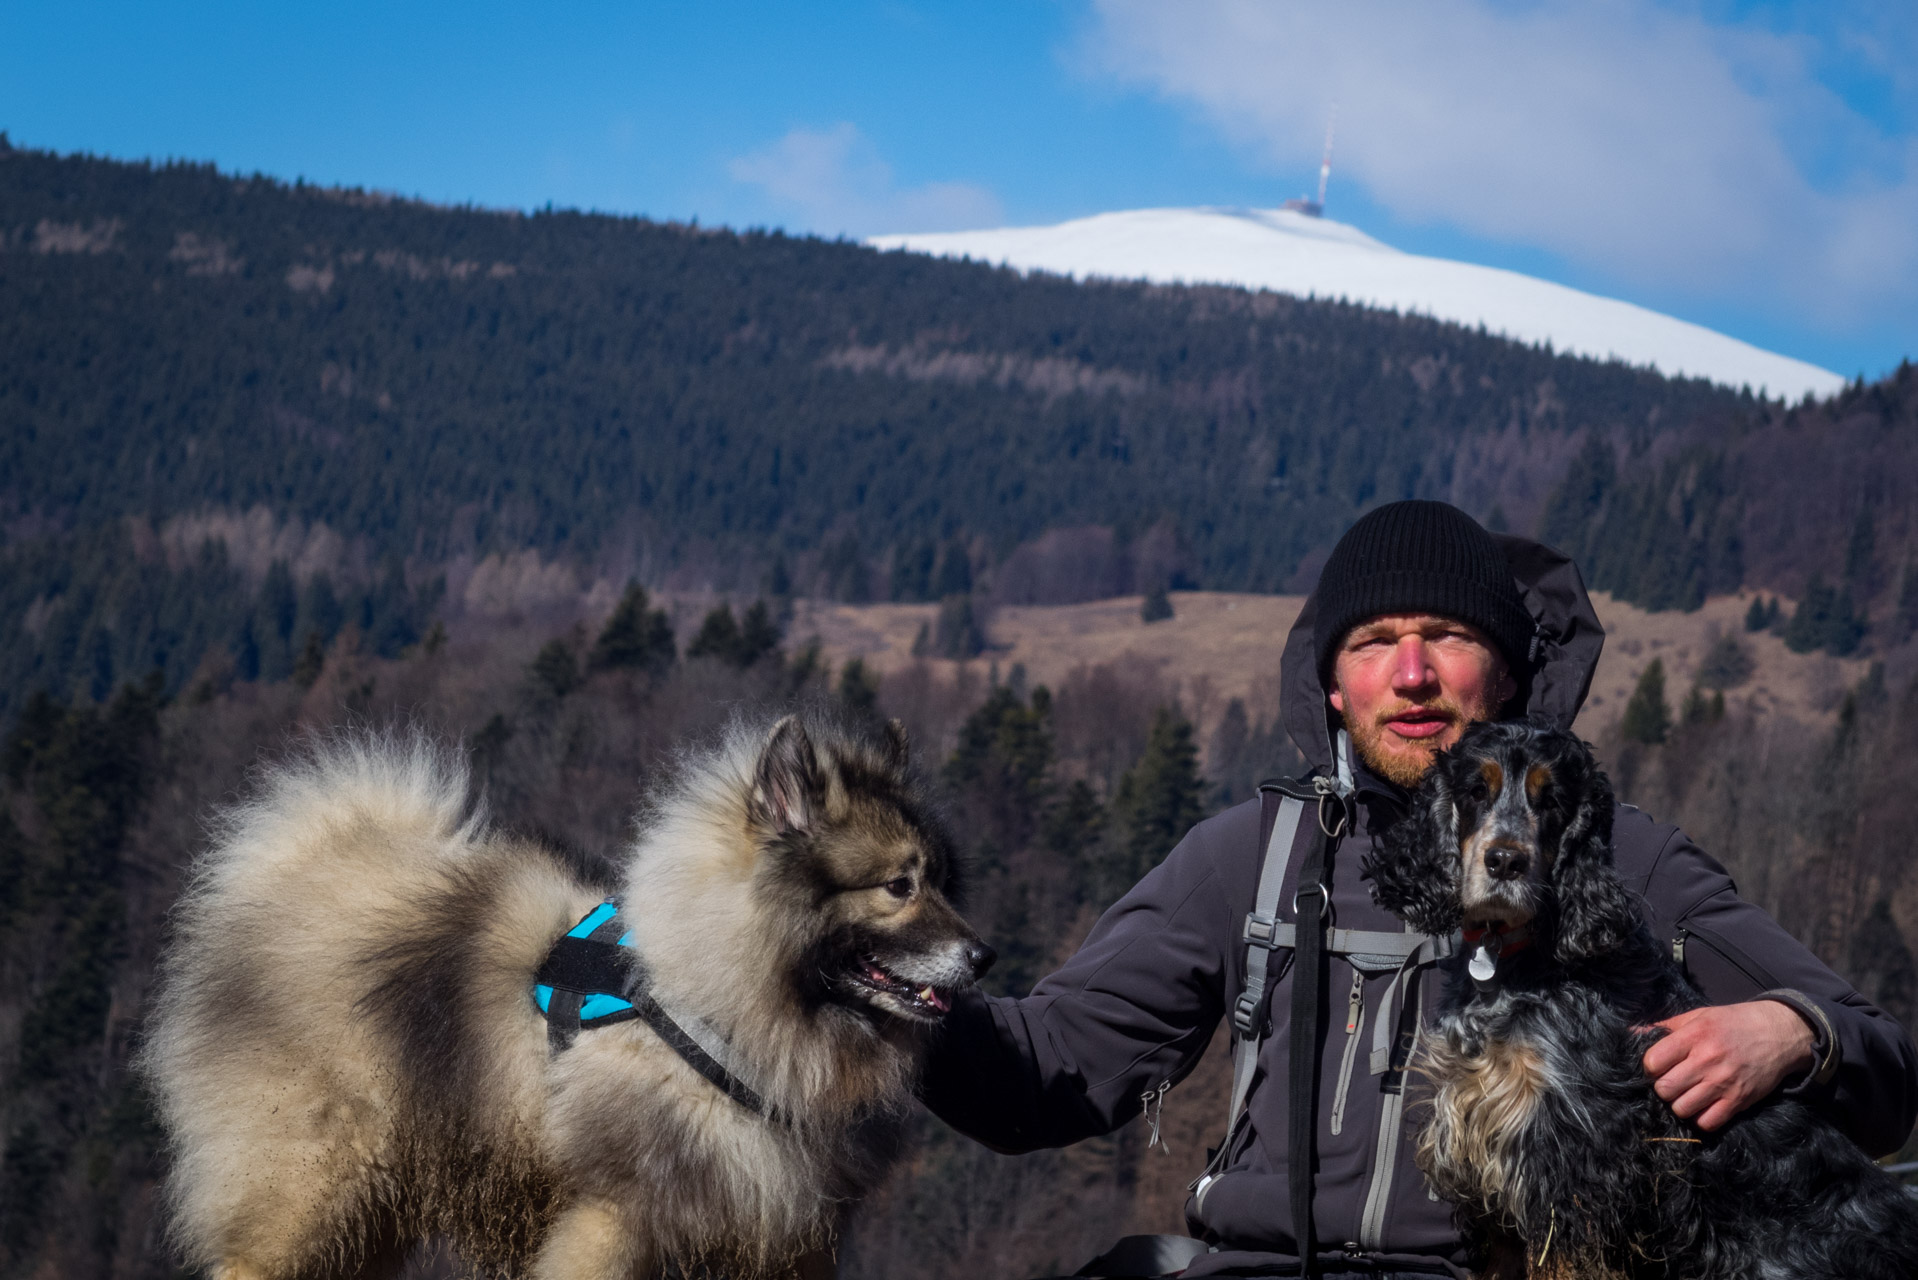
1483,847,1531,881
966,940,996,979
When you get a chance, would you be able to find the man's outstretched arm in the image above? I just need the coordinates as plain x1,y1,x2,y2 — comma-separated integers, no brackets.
920,802,1254,1153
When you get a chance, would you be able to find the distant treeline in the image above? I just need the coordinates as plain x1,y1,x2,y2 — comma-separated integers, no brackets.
2,141,1915,723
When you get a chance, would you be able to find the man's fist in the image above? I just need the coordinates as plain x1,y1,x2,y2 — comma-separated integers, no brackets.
1641,1000,1816,1131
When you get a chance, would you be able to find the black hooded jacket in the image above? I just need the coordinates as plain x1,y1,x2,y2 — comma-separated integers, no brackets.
921,536,1918,1277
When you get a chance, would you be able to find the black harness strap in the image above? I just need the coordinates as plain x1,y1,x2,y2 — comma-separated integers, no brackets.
538,913,634,1052
623,980,769,1116
534,906,771,1117
1288,806,1335,1279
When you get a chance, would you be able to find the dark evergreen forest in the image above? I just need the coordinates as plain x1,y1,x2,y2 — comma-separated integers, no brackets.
22,140,1914,722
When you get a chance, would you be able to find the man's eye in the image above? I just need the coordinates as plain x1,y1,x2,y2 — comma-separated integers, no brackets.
884,876,912,899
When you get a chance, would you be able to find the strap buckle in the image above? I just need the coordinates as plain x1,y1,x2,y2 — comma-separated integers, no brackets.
1242,911,1280,948
1232,989,1263,1038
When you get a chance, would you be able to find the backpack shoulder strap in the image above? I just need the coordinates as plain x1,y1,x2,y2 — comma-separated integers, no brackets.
1223,778,1316,1133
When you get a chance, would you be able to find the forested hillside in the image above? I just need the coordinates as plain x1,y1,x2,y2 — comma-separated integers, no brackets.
23,140,1917,722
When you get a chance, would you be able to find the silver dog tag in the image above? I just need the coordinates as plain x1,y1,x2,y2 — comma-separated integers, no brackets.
1468,943,1499,984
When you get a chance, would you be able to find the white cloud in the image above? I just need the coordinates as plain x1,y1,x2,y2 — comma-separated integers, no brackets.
729,123,1002,239
1079,0,1918,327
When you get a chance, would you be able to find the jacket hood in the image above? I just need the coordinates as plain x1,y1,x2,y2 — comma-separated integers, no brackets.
1281,533,1605,775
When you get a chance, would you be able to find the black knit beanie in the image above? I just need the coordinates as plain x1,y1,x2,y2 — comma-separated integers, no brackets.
1313,500,1536,683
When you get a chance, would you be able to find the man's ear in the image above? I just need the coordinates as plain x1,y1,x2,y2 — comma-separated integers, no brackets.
1494,662,1518,713
751,715,822,835
1328,682,1346,714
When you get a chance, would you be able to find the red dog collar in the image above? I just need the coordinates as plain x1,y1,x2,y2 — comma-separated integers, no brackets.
1461,921,1535,957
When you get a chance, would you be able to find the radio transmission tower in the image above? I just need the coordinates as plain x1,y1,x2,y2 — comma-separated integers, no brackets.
1284,110,1337,218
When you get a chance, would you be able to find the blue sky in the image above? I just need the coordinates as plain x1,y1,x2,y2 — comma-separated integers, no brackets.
4,0,1913,380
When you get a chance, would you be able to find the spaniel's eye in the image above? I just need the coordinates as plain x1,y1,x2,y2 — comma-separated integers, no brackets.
883,876,912,899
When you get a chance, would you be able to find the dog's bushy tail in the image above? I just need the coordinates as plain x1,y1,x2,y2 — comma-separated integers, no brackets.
141,729,487,1264
191,729,483,899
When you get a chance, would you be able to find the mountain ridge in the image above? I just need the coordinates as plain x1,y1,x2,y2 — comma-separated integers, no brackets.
873,205,1842,401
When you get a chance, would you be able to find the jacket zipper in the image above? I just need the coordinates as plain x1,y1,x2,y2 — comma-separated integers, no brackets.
1329,968,1366,1136
1142,1079,1172,1154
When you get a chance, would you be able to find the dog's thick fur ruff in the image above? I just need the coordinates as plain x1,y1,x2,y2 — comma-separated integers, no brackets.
142,714,987,1280
1366,718,1918,1280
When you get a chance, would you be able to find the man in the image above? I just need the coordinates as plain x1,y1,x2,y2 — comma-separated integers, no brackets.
923,500,1918,1278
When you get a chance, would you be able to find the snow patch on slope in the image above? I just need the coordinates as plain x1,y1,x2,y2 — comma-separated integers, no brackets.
871,207,1841,402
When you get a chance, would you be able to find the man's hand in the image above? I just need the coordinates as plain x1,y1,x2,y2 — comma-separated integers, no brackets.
1641,1001,1816,1131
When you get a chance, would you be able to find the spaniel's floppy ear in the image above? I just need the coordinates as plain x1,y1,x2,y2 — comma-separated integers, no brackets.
1546,760,1638,964
1365,771,1463,935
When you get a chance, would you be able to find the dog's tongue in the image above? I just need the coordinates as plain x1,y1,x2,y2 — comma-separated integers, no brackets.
918,985,949,1013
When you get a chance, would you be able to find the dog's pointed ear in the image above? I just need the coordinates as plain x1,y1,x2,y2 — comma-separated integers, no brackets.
883,718,911,772
1548,757,1637,964
752,715,823,835
1364,772,1463,935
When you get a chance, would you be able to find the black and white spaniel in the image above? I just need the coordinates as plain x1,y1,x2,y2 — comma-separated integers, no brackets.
1364,717,1918,1279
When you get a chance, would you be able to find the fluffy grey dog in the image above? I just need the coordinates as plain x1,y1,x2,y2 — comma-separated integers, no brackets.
142,713,991,1280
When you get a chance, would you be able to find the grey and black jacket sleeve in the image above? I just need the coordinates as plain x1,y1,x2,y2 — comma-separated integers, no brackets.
1630,810,1918,1156
920,802,1252,1153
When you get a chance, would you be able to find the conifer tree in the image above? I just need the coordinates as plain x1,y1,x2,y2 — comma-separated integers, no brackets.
291,630,325,688
932,540,973,599
1112,708,1205,887
529,639,580,698
1784,574,1866,656
837,658,879,718
687,606,743,664
1042,779,1107,870
1141,587,1174,623
932,595,985,659
735,600,781,667
365,556,420,659
765,555,792,599
1622,659,1671,744
257,560,298,681
1696,632,1753,690
946,685,1055,853
891,540,935,602
296,571,345,647
590,583,676,675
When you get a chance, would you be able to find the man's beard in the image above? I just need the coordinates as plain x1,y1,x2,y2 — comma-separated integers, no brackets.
1341,697,1480,788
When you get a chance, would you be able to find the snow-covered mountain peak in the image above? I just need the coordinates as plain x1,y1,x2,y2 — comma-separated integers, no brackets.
870,207,1841,402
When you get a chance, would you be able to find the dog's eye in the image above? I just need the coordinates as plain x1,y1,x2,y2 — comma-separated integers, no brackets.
883,876,913,899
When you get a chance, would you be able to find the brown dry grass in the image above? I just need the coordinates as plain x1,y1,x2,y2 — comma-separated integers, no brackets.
790,590,1869,746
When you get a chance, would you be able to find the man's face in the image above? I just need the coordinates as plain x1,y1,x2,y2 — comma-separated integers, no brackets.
1327,613,1517,788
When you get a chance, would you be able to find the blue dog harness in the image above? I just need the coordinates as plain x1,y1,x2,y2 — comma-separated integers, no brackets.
533,900,770,1116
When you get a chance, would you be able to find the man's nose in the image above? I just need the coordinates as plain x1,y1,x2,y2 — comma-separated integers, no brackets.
1391,637,1434,688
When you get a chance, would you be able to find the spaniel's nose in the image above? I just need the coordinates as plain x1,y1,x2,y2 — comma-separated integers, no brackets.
1483,846,1531,882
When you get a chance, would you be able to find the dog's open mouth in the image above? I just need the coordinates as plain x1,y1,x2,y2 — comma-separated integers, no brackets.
1462,902,1535,933
847,953,952,1019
